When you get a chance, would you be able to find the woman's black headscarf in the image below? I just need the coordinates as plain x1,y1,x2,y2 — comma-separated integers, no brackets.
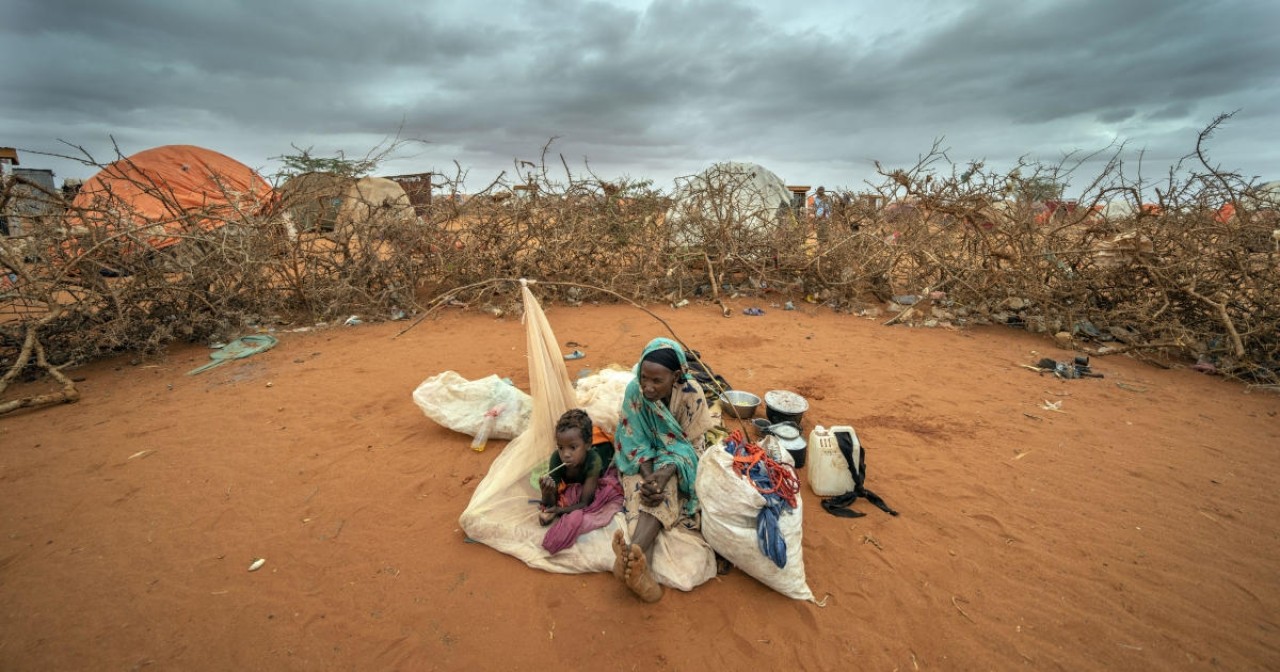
641,346,682,373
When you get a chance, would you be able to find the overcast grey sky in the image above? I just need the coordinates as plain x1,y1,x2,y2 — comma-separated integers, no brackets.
3,0,1277,196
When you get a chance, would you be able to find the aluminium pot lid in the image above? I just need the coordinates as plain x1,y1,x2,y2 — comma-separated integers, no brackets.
770,423,800,440
764,389,808,414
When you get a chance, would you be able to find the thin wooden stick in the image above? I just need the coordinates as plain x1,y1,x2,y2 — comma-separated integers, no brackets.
952,596,975,623
395,278,684,344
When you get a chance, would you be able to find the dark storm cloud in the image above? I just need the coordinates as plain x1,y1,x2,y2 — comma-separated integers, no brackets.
892,0,1277,125
3,0,508,130
2,0,1276,190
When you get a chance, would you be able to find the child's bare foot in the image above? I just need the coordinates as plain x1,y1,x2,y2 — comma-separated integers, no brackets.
623,545,663,603
611,529,629,581
538,510,557,526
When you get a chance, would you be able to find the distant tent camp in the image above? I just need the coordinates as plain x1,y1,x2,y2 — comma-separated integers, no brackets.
68,145,272,251
276,173,415,239
666,162,793,244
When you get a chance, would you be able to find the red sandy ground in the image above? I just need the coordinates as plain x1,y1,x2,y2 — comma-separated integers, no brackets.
1,302,1277,670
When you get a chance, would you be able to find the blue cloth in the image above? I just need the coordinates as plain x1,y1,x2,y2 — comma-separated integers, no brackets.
724,437,791,568
808,192,830,219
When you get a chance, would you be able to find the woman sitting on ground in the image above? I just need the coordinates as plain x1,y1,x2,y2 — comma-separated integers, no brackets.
611,337,717,602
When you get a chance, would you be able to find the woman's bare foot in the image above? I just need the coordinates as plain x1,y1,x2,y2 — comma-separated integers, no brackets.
623,545,663,603
611,529,629,581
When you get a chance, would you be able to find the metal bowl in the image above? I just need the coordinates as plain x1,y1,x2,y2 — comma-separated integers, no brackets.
719,390,761,419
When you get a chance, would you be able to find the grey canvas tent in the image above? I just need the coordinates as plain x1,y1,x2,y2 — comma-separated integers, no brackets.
277,173,415,239
1251,180,1280,208
666,162,794,245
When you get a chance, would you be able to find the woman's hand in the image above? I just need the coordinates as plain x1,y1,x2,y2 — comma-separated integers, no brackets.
640,464,676,507
651,463,676,491
639,481,664,507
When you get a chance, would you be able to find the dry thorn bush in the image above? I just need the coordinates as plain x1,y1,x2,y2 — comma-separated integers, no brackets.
2,123,1277,414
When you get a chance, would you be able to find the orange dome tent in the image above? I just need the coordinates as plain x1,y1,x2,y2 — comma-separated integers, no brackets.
68,145,272,252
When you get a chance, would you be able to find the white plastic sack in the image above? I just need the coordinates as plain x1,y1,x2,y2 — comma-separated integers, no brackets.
412,371,532,440
457,282,716,590
697,437,816,601
574,367,634,435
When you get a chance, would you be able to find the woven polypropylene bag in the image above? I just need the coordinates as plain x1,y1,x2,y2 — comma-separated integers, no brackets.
696,441,815,601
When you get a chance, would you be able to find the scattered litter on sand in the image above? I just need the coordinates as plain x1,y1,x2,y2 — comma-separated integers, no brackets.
187,335,278,375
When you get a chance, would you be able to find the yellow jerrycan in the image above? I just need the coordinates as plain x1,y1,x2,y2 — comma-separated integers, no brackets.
807,425,858,496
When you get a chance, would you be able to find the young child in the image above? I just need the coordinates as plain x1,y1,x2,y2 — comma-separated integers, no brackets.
539,409,610,526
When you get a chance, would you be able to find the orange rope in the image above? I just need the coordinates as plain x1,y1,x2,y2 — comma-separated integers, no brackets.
726,429,800,508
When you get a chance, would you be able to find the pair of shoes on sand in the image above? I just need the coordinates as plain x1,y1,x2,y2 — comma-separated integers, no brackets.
612,530,663,602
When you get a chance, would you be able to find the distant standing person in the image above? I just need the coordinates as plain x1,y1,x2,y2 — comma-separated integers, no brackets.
807,186,831,244
807,186,830,220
